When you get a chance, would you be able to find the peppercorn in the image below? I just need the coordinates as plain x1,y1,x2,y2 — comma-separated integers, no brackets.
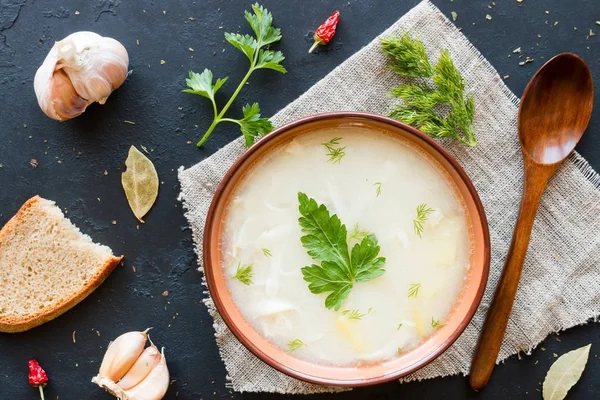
309,10,340,53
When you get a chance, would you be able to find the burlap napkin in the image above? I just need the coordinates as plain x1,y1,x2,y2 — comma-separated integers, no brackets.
178,0,600,393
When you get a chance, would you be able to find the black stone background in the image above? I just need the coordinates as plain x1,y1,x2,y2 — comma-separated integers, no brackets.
0,0,599,398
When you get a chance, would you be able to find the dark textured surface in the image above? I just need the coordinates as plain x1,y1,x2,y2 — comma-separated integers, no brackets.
0,0,598,398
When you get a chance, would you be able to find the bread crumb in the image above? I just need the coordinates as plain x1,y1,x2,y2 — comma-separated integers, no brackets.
73,331,76,343
162,290,169,297
104,170,108,176
111,220,117,225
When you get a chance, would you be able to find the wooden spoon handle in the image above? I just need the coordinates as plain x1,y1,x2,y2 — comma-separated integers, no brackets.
469,162,556,390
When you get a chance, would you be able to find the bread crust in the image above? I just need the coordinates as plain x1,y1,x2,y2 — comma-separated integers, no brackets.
0,196,123,333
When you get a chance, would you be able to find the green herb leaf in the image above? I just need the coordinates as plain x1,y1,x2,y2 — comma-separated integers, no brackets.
341,308,372,320
397,323,403,330
238,103,273,147
431,318,445,328
185,4,283,148
382,32,477,147
224,32,257,61
262,248,272,257
321,137,346,163
298,193,386,310
408,283,421,298
413,203,434,238
245,3,282,46
255,49,287,73
397,347,403,355
349,223,370,241
183,69,228,102
287,338,307,352
373,182,382,197
232,262,253,285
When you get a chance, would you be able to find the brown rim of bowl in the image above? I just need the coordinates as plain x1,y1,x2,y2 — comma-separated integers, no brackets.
203,111,491,387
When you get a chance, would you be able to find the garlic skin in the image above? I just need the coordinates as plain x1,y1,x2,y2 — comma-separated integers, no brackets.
98,330,149,382
34,31,129,121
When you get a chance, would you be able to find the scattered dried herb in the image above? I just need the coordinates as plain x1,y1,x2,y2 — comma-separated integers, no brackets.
184,3,286,147
451,11,458,21
431,318,445,328
543,344,591,400
121,146,159,223
381,33,477,146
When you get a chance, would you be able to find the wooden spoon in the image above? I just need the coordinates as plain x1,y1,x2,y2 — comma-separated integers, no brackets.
469,53,594,390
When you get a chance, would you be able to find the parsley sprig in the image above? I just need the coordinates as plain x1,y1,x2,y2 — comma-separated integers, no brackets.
184,3,286,147
298,193,386,310
381,33,476,147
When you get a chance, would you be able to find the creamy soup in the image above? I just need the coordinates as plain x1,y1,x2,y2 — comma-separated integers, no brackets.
221,126,472,366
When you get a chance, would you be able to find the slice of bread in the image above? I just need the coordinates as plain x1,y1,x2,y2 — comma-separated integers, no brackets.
0,196,122,333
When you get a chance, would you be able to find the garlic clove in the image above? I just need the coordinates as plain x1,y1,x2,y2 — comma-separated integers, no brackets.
98,330,149,382
117,340,162,390
49,69,90,120
123,348,170,400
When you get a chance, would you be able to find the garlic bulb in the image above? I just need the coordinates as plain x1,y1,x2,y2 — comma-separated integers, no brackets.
92,330,170,400
34,31,129,121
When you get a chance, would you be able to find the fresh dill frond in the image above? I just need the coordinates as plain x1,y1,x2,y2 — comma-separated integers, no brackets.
321,137,346,163
397,347,403,355
287,338,307,352
349,222,370,241
381,32,477,147
408,283,421,298
232,262,253,285
413,203,434,238
341,308,372,320
397,323,403,330
373,182,382,197
431,318,446,329
262,248,272,257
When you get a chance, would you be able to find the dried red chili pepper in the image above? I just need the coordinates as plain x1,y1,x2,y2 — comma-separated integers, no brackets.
28,360,48,400
308,10,340,53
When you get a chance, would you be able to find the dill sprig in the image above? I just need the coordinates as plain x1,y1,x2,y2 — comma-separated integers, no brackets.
431,318,446,329
373,182,382,197
380,33,476,147
321,137,346,163
287,338,306,352
397,347,403,355
397,323,403,330
232,262,253,285
341,307,372,320
349,223,370,241
262,248,272,257
413,203,434,238
408,283,421,298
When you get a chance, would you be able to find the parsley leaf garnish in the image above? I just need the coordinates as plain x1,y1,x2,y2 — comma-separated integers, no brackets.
381,32,476,147
184,3,286,148
298,193,386,310
232,262,253,285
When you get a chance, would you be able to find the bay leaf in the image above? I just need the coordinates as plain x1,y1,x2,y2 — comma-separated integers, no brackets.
542,344,591,400
121,145,159,223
